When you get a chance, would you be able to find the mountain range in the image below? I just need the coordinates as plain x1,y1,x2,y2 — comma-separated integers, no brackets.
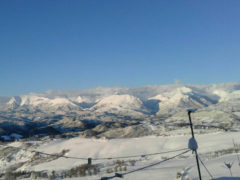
0,82,240,139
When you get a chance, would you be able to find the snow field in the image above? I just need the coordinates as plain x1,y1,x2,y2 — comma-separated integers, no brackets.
7,131,239,179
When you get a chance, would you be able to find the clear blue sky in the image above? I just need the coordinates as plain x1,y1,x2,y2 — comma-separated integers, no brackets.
0,0,240,96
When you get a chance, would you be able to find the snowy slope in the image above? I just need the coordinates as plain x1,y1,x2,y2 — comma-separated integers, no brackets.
213,90,240,102
149,87,214,115
91,94,144,115
2,131,239,179
6,95,78,112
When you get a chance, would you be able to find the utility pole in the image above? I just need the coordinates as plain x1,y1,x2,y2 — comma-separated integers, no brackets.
188,110,202,180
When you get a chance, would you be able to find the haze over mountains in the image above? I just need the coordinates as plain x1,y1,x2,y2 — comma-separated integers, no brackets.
1,82,240,140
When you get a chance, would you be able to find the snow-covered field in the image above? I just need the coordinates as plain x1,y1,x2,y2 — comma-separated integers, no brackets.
2,131,240,180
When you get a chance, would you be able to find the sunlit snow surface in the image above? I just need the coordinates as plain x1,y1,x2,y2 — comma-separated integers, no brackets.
3,131,240,180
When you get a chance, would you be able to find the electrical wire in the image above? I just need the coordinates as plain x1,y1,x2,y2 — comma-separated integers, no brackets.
0,144,188,161
94,148,189,160
198,156,214,179
100,149,190,179
122,149,190,175
0,144,88,160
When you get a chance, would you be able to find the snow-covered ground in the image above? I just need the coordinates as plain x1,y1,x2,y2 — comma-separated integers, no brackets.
2,131,240,179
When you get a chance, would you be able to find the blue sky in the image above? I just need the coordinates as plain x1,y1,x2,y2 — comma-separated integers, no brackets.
0,0,240,96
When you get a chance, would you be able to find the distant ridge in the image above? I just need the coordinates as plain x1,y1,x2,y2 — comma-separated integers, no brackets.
0,82,240,139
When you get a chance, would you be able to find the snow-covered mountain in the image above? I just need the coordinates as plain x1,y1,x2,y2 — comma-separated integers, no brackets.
6,94,80,112
1,83,240,180
148,87,214,115
91,94,144,115
0,82,240,139
1,82,240,115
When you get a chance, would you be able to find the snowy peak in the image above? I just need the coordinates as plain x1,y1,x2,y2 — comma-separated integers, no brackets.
70,96,91,104
6,95,77,110
92,94,143,115
213,90,240,102
6,96,21,108
75,96,84,103
149,87,214,115
48,97,77,107
150,87,192,101
19,95,49,106
95,94,142,108
3,82,240,116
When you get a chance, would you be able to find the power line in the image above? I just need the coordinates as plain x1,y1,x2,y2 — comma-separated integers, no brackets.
0,144,88,160
94,148,189,160
0,144,188,161
198,156,214,179
100,149,190,180
123,149,190,175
